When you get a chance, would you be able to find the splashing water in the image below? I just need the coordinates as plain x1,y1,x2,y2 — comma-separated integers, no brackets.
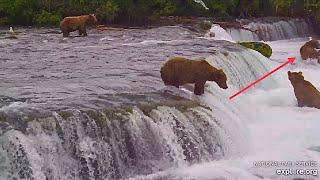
205,24,235,42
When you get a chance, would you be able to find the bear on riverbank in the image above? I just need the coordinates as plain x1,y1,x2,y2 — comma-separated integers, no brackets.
300,39,320,63
60,14,97,37
288,71,320,109
160,57,228,95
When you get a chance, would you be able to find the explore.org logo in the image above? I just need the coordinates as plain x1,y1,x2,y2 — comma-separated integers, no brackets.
276,168,318,176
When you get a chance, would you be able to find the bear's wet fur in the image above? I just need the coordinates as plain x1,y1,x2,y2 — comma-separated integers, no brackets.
60,14,97,37
160,57,228,95
300,39,320,63
288,71,320,109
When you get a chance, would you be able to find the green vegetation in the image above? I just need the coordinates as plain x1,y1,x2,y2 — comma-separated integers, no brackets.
239,42,273,58
0,0,320,26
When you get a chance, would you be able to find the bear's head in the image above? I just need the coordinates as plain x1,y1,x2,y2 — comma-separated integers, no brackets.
288,71,304,84
209,69,228,89
306,39,320,49
87,14,98,24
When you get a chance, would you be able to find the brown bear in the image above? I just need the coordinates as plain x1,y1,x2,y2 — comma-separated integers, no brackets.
60,14,97,37
160,57,228,95
288,71,320,109
300,39,320,63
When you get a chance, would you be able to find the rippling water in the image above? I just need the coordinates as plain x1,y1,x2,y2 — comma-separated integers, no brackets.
1,26,224,110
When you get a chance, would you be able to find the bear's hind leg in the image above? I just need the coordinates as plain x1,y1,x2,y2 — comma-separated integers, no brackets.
194,81,205,95
297,101,304,107
79,26,87,36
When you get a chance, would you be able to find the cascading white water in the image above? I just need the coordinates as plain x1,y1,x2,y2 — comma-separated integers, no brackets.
226,19,315,41
205,24,235,42
0,104,248,180
207,49,282,90
0,42,282,180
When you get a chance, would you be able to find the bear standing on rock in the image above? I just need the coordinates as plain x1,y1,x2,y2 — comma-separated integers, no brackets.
60,14,97,37
160,57,228,95
288,71,320,109
300,39,320,63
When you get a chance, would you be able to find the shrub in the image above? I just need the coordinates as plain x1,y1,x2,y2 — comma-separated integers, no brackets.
96,0,119,22
34,10,61,27
0,17,10,26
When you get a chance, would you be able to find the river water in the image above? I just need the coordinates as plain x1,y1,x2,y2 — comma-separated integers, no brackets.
0,19,319,180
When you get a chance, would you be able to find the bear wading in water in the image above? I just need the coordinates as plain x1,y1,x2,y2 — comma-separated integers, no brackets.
288,71,320,109
300,39,320,63
60,14,97,37
160,57,228,95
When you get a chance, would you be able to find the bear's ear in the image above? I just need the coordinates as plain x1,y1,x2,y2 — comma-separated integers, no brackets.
298,71,303,75
288,71,291,75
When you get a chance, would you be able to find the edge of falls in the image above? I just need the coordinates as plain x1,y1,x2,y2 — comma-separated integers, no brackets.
222,18,315,41
0,92,249,180
0,38,284,180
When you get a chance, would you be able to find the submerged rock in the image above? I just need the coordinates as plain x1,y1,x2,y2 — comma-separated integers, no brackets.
238,41,272,58
300,39,320,62
288,71,320,109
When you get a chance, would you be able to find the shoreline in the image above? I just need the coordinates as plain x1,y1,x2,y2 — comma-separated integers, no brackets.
1,16,317,29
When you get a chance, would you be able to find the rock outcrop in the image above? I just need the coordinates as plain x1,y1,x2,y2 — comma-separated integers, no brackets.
239,41,272,58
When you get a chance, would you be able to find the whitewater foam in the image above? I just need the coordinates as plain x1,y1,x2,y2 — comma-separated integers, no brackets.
205,24,235,42
145,37,320,180
227,19,315,41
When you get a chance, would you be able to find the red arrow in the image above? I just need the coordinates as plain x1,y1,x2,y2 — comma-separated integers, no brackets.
229,57,296,100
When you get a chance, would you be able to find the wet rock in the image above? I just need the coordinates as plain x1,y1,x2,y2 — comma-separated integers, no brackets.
198,20,212,32
238,41,272,58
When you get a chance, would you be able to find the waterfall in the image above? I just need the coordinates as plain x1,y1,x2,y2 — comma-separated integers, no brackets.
0,40,285,179
207,45,282,90
226,18,315,41
0,104,249,180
